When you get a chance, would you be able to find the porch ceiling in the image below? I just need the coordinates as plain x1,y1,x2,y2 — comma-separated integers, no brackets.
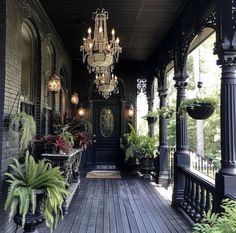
39,0,187,62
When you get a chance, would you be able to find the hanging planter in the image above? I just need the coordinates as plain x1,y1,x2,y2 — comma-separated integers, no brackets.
143,111,158,124
179,97,217,120
146,116,158,124
157,106,175,119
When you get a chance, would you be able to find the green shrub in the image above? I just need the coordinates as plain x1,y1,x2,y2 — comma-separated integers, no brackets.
193,198,236,233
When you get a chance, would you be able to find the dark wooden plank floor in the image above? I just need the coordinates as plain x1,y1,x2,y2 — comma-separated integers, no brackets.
0,176,193,233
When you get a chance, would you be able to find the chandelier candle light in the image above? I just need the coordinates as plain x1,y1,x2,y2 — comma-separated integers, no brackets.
94,72,118,99
80,8,122,74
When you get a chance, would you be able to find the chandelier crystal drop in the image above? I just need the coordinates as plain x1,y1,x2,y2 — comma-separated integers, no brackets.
94,72,119,99
80,8,122,74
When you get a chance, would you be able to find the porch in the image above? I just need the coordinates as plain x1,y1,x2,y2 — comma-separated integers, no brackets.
0,175,192,233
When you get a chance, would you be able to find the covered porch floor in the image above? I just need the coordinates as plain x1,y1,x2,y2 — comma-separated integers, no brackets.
0,175,193,233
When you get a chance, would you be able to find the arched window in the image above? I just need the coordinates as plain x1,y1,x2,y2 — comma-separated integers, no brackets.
20,22,37,116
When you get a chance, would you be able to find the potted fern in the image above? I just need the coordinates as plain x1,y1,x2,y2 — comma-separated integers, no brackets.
139,135,158,174
10,112,36,155
157,106,175,119
179,97,217,120
143,111,158,124
4,151,69,232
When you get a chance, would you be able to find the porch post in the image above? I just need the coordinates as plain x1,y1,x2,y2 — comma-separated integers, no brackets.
214,0,236,211
146,78,155,137
172,36,190,207
157,67,169,187
147,97,154,137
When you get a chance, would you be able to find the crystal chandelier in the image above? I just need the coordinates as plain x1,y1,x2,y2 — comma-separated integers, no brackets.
94,72,119,99
80,8,122,74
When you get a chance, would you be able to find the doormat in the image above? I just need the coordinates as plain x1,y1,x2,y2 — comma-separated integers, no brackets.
86,170,121,179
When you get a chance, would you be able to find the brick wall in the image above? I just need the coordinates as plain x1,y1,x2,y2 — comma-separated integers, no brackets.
0,0,71,180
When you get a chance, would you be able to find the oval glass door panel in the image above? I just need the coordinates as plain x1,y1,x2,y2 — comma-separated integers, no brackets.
100,107,114,137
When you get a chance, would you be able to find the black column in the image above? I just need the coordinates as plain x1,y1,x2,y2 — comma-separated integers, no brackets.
147,96,154,137
172,37,190,207
158,68,169,187
146,78,155,137
214,0,236,211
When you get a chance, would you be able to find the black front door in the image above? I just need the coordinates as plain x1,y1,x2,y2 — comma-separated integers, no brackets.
93,100,121,170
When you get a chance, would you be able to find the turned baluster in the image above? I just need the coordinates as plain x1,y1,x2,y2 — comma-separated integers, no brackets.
199,185,206,217
190,179,196,217
182,175,189,209
194,183,201,221
187,178,192,212
205,190,211,212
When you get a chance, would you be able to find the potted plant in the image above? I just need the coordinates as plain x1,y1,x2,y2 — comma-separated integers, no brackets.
193,198,236,232
157,106,175,119
139,135,158,174
4,151,69,232
10,112,36,154
74,132,92,151
179,97,217,120
143,111,158,124
120,124,143,171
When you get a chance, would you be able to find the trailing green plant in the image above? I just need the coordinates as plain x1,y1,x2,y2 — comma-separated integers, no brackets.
179,97,217,115
144,111,159,118
157,106,175,119
193,198,236,233
4,151,69,232
10,112,36,152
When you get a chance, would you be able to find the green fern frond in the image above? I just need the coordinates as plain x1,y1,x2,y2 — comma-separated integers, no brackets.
4,154,68,232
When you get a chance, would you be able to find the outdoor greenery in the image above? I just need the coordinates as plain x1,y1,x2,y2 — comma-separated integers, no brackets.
10,112,36,153
193,199,236,233
121,123,158,160
157,106,175,119
4,151,68,231
165,33,221,166
178,97,217,116
143,111,158,118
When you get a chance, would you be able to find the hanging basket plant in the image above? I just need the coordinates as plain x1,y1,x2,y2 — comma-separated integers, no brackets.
143,111,158,124
157,106,175,119
179,97,217,120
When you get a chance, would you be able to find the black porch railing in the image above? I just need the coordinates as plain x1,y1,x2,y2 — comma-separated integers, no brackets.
189,149,219,179
179,167,215,222
167,147,218,184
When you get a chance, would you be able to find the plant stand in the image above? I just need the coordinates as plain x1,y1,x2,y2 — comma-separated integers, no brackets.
41,149,82,214
186,103,215,120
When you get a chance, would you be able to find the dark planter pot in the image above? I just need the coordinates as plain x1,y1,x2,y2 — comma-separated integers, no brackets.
140,157,155,173
146,116,157,124
127,157,140,173
186,103,215,120
14,189,45,233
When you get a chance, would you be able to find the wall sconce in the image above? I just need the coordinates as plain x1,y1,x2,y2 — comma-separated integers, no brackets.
71,92,79,108
48,74,61,94
128,104,135,119
78,105,85,118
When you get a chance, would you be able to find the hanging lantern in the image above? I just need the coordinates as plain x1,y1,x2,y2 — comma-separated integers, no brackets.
71,92,79,106
48,74,61,94
78,105,85,117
